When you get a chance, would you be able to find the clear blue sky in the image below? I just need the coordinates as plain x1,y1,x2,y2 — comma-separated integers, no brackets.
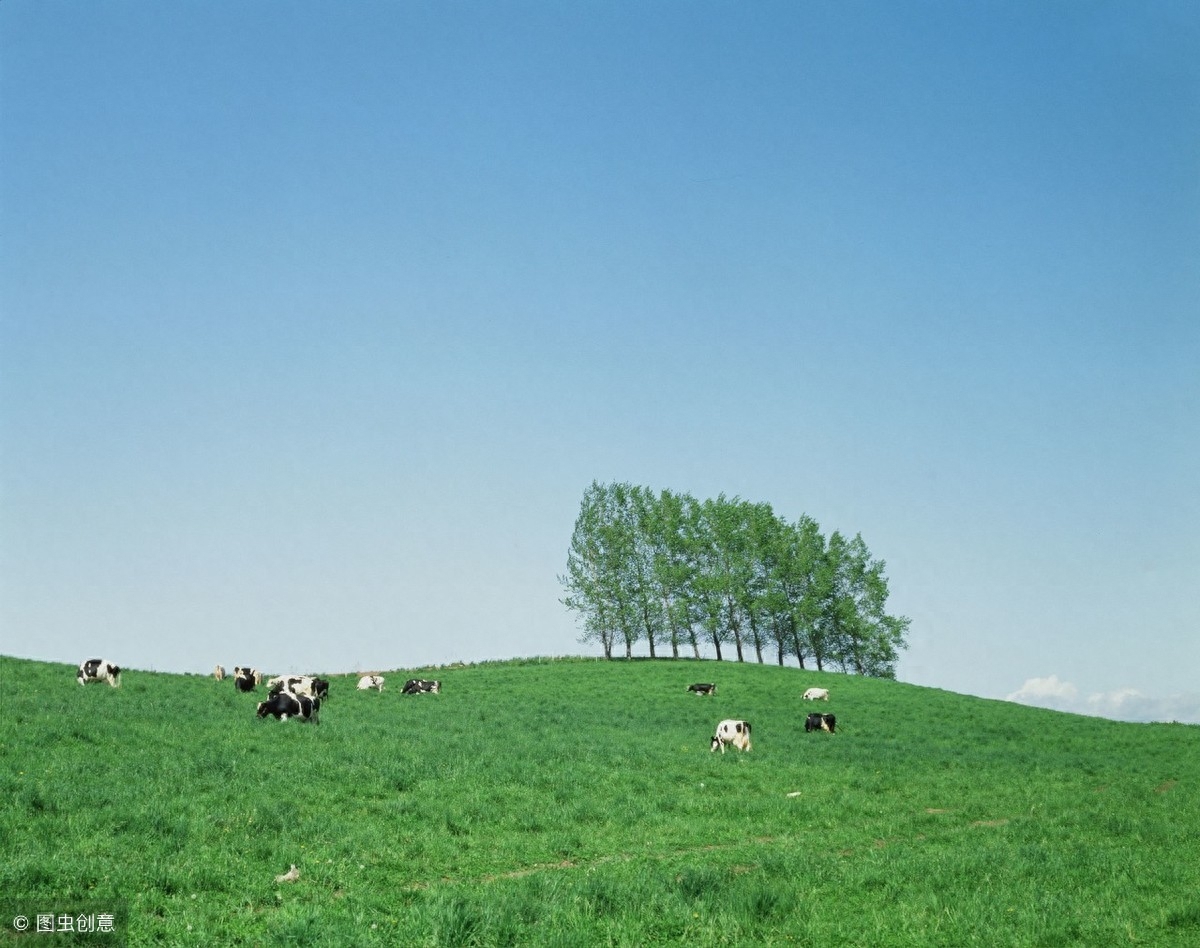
3,2,1197,722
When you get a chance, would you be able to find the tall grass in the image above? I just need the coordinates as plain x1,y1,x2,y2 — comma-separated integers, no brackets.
1,655,1197,945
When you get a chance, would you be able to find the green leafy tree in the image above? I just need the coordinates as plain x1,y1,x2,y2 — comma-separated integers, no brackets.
827,532,909,678
559,482,629,659
562,482,908,677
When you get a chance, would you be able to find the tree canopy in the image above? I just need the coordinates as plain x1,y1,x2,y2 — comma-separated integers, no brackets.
559,481,909,678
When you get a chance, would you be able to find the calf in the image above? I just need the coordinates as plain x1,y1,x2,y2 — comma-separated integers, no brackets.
77,658,121,688
357,674,385,692
256,691,320,724
802,687,830,701
687,683,716,696
710,719,752,753
805,712,836,733
402,678,441,695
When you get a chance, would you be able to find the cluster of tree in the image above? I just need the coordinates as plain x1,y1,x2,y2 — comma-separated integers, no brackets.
559,482,910,678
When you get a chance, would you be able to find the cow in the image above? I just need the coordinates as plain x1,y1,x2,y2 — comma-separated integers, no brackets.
402,678,441,695
267,675,330,701
77,658,121,688
233,667,262,686
687,683,717,696
802,687,830,701
710,719,752,753
256,691,320,724
213,665,226,682
357,675,385,692
234,672,257,693
805,712,836,733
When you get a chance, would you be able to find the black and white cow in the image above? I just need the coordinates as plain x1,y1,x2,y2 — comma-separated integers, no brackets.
77,658,121,688
687,682,717,696
234,672,258,693
267,675,307,696
256,691,320,724
402,678,441,695
233,667,262,686
710,719,752,753
805,712,836,733
357,674,385,692
267,675,330,701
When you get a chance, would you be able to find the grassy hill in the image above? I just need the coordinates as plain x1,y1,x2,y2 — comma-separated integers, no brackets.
2,654,1197,946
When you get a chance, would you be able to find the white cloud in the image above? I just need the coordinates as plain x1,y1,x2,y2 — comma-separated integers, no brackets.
1007,676,1200,724
1005,675,1078,707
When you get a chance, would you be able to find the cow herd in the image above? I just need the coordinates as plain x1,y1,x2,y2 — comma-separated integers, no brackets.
223,668,440,725
76,657,836,747
691,680,840,752
74,659,443,728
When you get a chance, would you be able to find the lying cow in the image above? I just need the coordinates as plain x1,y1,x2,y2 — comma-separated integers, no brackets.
402,678,441,695
710,719,752,753
357,675,385,692
77,658,121,688
802,687,830,701
256,691,320,724
687,683,716,696
805,712,836,733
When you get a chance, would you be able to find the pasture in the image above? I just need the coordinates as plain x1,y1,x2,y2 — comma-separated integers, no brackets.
1,654,1198,946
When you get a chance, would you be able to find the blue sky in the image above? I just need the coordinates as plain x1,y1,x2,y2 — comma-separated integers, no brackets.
3,2,1197,722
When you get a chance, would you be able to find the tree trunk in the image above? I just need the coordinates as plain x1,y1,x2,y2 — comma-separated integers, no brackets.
792,630,806,670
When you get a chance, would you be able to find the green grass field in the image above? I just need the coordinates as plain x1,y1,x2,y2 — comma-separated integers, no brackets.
2,654,1197,946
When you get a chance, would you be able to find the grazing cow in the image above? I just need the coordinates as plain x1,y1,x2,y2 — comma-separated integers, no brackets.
234,672,257,693
357,674,385,692
256,691,320,724
687,683,717,696
77,658,121,688
802,687,830,701
268,675,308,696
266,675,330,700
805,712,837,733
402,678,441,695
213,665,226,682
710,719,752,753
